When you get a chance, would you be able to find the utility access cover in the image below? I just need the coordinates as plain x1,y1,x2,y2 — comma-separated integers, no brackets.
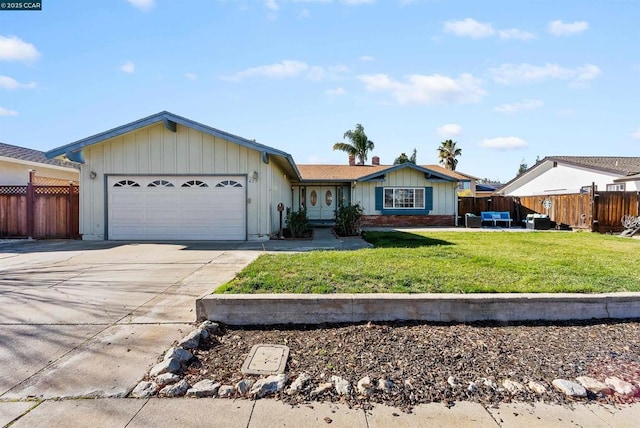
241,344,289,375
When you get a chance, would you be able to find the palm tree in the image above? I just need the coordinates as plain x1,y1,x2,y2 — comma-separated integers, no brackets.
333,124,375,164
437,139,462,170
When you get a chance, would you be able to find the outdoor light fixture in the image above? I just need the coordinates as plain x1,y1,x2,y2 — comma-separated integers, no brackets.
252,171,259,180
89,171,97,179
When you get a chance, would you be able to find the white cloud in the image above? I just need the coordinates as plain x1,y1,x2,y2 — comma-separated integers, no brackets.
266,0,279,11
490,63,601,86
548,20,589,36
224,60,348,81
359,55,375,62
120,61,136,74
0,75,36,89
326,86,346,96
342,0,375,4
499,28,536,41
494,99,544,113
443,18,495,39
437,124,462,137
481,136,528,150
125,0,155,11
0,35,40,61
632,128,640,139
0,106,18,116
357,72,485,105
185,72,198,81
298,9,310,18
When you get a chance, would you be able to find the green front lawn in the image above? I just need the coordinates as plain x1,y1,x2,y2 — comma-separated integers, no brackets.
215,231,640,294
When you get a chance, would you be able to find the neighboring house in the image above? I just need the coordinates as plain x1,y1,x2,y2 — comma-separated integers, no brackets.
475,182,504,197
450,170,477,197
0,142,79,185
498,156,640,196
45,111,462,241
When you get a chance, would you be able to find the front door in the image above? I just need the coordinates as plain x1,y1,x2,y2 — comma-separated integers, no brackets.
306,186,336,220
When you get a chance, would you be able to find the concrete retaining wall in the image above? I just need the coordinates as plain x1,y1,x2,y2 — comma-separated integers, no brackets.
196,293,640,325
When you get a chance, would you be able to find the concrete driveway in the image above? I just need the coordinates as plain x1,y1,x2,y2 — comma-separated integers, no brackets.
0,240,258,400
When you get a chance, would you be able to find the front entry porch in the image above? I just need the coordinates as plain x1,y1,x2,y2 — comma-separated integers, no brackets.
292,184,351,223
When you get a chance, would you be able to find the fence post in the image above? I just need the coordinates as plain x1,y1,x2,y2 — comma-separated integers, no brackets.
26,170,35,239
67,181,74,239
591,182,599,232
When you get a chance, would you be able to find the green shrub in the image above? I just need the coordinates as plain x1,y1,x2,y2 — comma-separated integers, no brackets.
286,207,309,238
335,203,364,236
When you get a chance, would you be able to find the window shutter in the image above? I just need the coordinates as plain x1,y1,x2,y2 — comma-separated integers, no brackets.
375,187,383,211
424,187,433,211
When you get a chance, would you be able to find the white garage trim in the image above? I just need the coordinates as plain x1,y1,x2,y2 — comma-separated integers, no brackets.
106,175,247,241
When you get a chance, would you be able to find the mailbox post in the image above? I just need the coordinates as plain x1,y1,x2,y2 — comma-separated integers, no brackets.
277,203,285,239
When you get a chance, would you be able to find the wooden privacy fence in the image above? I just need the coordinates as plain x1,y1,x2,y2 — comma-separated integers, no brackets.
459,188,640,233
0,183,79,239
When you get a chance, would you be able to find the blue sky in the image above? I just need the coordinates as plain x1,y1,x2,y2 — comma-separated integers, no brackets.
1,0,639,181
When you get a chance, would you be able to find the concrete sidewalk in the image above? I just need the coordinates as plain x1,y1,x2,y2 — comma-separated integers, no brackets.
2,398,639,427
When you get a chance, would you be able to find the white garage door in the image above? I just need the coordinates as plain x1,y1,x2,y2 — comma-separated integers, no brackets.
107,176,246,240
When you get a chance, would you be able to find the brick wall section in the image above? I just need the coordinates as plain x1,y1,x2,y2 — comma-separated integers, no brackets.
361,215,455,227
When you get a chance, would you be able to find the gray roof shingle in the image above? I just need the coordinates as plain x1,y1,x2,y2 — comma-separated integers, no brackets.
0,142,80,170
548,156,640,176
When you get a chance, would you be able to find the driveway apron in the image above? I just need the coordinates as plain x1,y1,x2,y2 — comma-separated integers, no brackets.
0,240,258,400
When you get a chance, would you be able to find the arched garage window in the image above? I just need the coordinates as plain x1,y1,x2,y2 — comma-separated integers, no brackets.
215,180,243,188
147,180,175,187
113,180,140,187
181,180,208,188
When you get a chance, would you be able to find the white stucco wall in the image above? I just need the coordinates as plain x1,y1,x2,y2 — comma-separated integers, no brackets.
79,122,291,240
503,163,623,196
352,168,457,215
0,159,78,185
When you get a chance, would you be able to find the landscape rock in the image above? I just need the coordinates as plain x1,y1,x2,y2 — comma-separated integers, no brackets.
605,377,636,395
576,376,612,394
502,379,525,394
481,378,497,390
160,379,190,397
186,379,220,397
447,376,459,388
199,320,219,335
378,378,393,393
236,379,254,396
150,358,182,377
527,381,547,394
311,382,333,397
250,374,288,398
286,373,311,395
331,376,352,396
155,373,181,387
218,385,235,398
178,329,202,349
131,381,158,398
165,347,193,363
467,382,478,393
357,376,373,396
552,379,587,397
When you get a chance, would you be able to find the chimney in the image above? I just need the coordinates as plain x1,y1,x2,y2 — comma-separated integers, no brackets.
372,156,380,166
348,155,355,166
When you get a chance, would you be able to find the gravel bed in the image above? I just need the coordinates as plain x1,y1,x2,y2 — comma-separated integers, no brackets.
183,320,640,411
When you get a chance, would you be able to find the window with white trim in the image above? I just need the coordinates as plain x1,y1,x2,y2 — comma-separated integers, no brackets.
383,188,425,209
606,183,625,191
